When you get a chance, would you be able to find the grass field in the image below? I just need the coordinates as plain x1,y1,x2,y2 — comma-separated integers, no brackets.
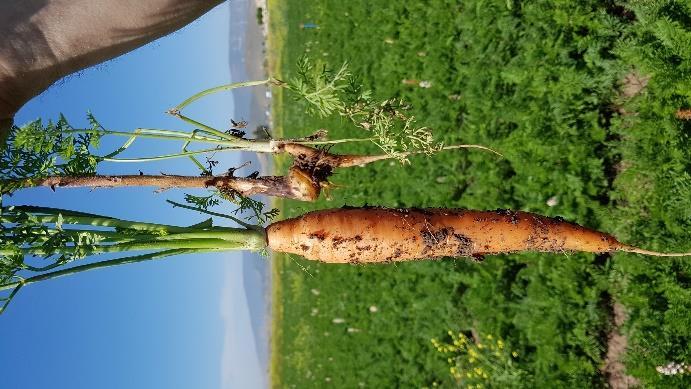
268,1,691,387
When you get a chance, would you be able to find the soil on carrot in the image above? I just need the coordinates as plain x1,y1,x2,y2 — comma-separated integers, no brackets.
269,1,691,387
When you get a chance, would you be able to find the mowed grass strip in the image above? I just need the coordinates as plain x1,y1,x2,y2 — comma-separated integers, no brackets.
268,1,691,387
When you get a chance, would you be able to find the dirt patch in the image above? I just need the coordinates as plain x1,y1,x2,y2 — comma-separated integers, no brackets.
620,71,649,99
614,71,650,122
605,70,649,195
602,301,640,388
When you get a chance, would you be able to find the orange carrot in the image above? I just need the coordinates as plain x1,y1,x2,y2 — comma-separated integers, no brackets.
266,207,691,263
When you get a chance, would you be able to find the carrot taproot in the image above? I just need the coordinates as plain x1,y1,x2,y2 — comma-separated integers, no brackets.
266,207,691,263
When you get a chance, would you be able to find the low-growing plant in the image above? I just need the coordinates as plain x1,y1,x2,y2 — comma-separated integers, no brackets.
431,331,529,388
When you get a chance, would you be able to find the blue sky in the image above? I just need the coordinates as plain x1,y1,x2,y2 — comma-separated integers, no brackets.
0,3,266,388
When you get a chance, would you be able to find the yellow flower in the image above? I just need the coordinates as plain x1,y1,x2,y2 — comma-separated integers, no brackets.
512,351,519,358
497,340,504,349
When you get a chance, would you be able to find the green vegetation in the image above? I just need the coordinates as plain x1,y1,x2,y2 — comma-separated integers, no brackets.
432,331,528,387
269,0,691,387
0,204,266,313
257,7,264,25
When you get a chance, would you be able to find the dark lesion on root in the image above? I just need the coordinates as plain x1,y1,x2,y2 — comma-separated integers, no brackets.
230,143,340,202
308,230,328,241
291,148,335,185
453,233,475,257
420,226,475,258
276,142,396,201
203,165,322,202
382,247,410,263
494,209,520,224
331,234,362,249
421,227,451,249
